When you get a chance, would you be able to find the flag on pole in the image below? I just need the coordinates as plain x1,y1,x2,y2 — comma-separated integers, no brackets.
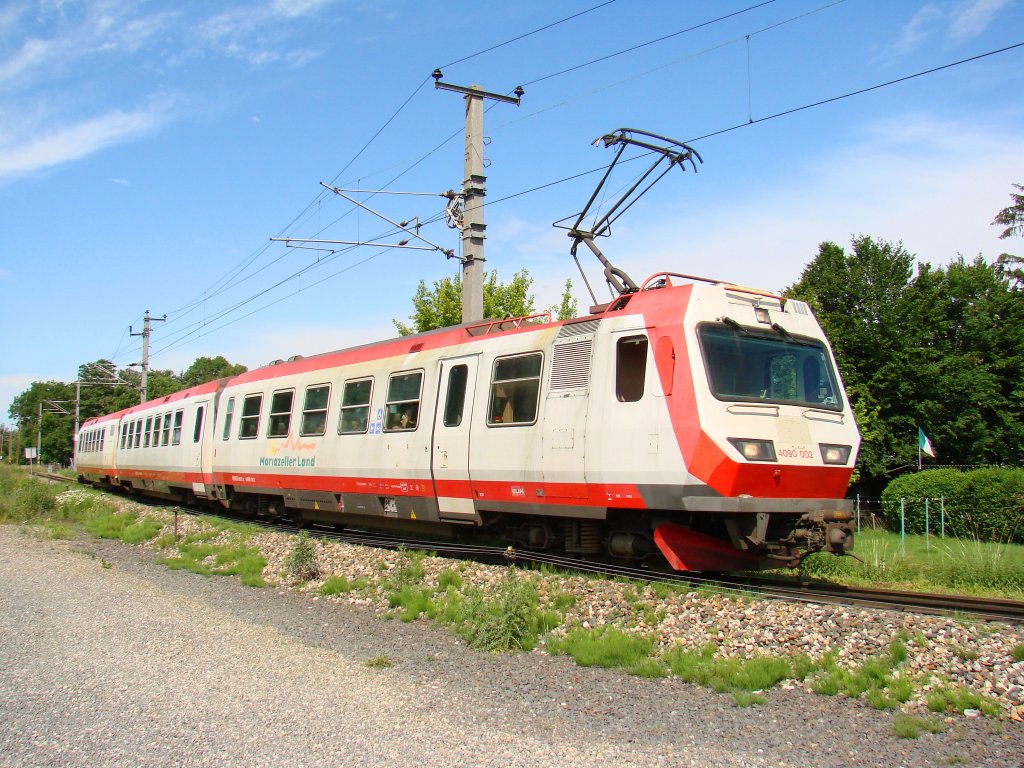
918,427,935,458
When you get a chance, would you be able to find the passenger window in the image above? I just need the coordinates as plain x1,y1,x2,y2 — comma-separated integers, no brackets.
172,410,184,445
222,397,235,440
267,390,294,438
134,419,142,448
161,413,172,446
300,385,330,436
339,378,373,434
239,394,263,439
193,406,205,443
120,423,128,449
384,371,422,431
487,353,542,425
616,335,648,402
150,417,159,447
443,365,469,427
143,417,152,448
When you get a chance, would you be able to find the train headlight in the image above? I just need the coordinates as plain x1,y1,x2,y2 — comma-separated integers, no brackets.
727,438,777,462
819,443,852,465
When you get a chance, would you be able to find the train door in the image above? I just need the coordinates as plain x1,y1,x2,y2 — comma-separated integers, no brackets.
430,355,480,521
192,399,212,498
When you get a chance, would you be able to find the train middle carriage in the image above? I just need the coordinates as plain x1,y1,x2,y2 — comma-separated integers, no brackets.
78,379,223,500
200,273,859,571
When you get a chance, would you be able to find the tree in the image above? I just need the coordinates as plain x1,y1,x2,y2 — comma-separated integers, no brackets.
180,356,248,389
393,269,534,335
993,182,1024,240
787,238,1024,487
992,182,1024,289
550,278,578,321
394,269,578,335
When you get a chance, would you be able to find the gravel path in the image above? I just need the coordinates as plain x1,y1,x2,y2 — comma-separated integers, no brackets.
1,526,1023,768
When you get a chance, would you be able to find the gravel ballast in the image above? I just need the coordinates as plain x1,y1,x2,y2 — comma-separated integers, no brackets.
1,516,1023,767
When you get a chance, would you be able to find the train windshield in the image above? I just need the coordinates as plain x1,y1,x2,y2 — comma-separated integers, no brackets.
698,323,843,411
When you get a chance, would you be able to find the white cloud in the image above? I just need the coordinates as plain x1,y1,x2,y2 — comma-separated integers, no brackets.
891,4,945,56
0,37,56,88
949,0,1012,43
888,0,1012,56
0,96,174,180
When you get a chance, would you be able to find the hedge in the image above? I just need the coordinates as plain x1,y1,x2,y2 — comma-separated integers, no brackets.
880,468,1024,543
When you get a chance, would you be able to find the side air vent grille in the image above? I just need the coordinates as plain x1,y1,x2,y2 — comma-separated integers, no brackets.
787,300,811,316
556,319,600,338
550,338,594,390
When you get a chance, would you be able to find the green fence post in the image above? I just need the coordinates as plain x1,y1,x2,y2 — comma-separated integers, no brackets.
900,497,906,557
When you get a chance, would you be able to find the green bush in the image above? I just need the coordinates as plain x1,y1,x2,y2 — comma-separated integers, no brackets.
285,531,319,581
882,468,1024,543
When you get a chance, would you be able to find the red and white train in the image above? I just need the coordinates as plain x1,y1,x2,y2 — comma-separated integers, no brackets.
76,271,859,571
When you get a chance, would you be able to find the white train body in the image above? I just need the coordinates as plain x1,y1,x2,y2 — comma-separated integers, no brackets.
78,273,860,570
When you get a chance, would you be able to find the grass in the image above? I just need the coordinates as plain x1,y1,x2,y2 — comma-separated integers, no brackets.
1012,644,1024,662
798,529,1024,598
809,639,916,710
893,714,947,739
664,643,814,698
925,685,1002,717
365,654,393,669
550,627,659,675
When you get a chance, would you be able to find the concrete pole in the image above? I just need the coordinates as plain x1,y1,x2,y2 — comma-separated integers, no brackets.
73,380,80,470
130,310,165,403
461,88,486,324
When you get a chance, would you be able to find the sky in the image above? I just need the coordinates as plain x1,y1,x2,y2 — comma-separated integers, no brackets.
2,0,1023,428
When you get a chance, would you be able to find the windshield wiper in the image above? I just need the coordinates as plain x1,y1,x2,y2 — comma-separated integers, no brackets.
722,316,748,335
771,322,794,341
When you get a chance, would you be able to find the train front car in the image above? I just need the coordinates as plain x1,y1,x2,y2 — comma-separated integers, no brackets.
627,274,860,571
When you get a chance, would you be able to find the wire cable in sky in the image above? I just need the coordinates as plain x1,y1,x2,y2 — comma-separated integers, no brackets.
439,0,620,70
522,0,779,87
483,40,1024,209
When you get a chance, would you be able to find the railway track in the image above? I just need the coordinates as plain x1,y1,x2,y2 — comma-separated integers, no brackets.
43,476,1024,624
187,507,1024,625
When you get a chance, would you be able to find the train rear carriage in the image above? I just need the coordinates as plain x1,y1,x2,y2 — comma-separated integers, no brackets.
112,380,222,502
76,413,121,485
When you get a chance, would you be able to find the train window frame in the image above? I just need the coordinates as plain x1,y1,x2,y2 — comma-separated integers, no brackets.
134,419,142,448
149,416,159,448
161,412,172,446
222,397,235,440
697,322,843,412
443,364,469,427
383,370,423,432
100,430,104,451
143,417,153,448
300,384,330,437
267,389,295,438
171,410,184,445
120,423,128,450
338,377,373,435
615,335,649,402
125,422,133,450
487,352,543,427
193,406,205,443
238,394,263,440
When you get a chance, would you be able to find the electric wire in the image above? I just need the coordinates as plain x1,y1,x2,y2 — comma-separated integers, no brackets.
521,0,780,87
129,32,1022,363
437,0,620,70
157,1,625,329
139,0,797,355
